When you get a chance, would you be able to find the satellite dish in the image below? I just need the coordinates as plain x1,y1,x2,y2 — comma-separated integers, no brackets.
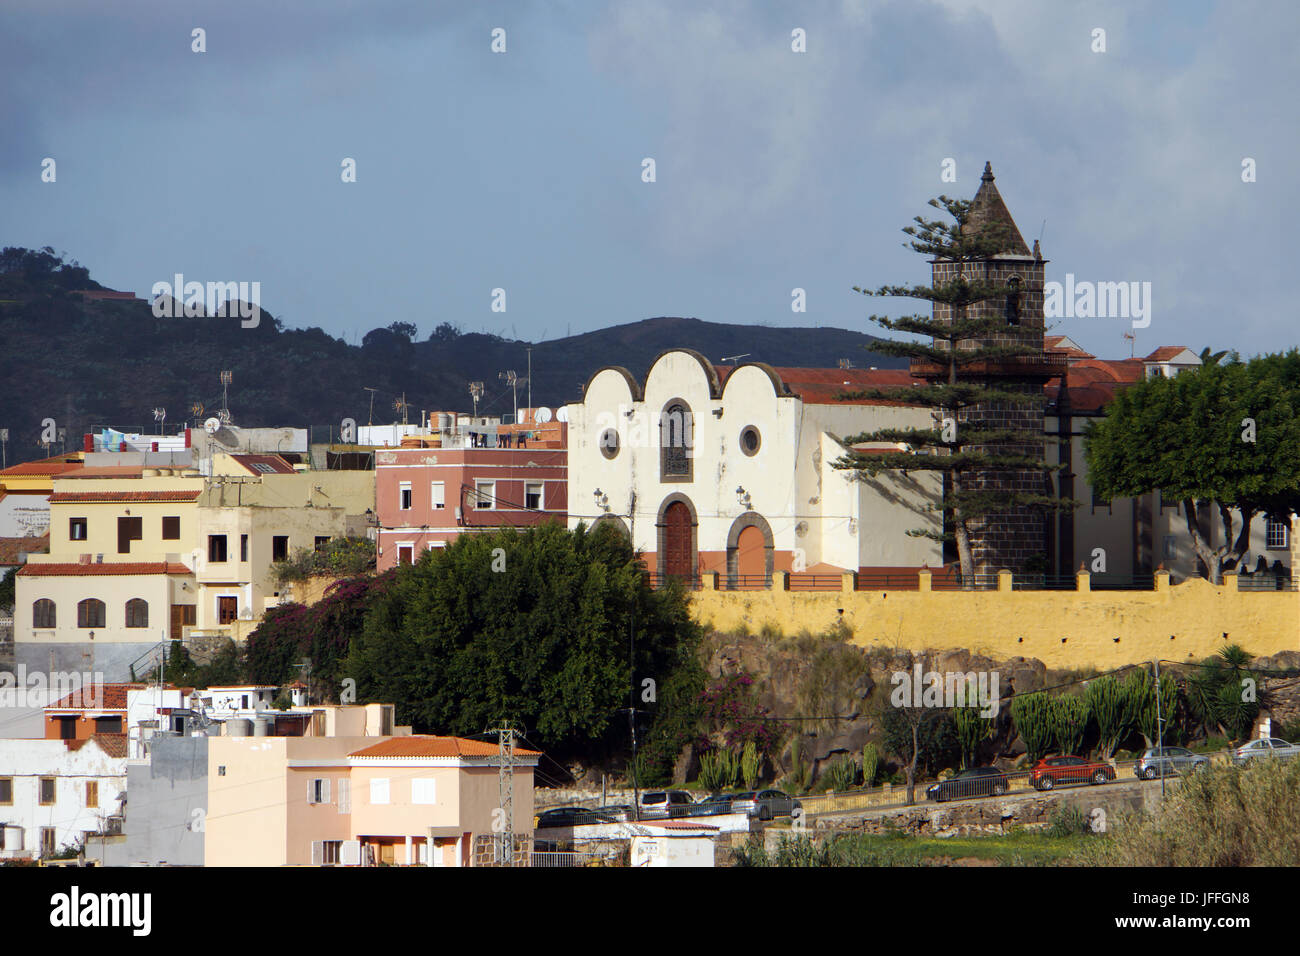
204,418,222,435
556,407,569,423
535,407,552,423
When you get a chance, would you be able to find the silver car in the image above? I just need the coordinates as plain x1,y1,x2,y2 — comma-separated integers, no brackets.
1232,737,1300,765
726,789,801,821
1134,746,1209,779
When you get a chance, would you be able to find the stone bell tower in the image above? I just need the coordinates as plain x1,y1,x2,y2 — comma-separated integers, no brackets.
927,163,1055,574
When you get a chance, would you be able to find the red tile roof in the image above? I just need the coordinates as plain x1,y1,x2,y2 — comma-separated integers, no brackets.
65,734,129,757
715,365,927,406
58,466,146,478
49,490,200,503
229,454,297,475
49,683,143,710
0,456,84,477
1143,346,1195,362
18,562,192,577
0,534,49,565
349,736,541,759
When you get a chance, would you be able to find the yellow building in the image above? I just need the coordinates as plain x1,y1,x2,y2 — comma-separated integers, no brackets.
15,458,375,681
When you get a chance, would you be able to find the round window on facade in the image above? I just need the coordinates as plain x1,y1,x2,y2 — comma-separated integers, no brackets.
740,425,761,456
599,428,620,459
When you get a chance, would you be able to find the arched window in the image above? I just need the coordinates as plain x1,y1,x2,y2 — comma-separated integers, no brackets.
32,599,56,629
77,598,106,629
125,598,149,628
1005,275,1022,326
659,400,693,481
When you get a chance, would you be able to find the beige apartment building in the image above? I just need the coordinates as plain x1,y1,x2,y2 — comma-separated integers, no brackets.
206,728,538,867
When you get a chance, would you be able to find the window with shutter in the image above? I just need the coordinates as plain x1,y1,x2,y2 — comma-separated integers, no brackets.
337,778,351,814
412,778,437,805
370,778,390,805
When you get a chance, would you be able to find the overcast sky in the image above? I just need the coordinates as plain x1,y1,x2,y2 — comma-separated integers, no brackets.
3,0,1294,360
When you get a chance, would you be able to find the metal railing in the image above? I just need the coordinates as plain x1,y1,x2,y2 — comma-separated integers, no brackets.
786,574,844,591
642,572,703,590
930,573,1002,591
721,574,773,591
1237,574,1297,591
530,850,597,868
855,572,925,591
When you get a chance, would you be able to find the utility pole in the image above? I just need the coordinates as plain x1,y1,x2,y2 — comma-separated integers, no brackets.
490,722,518,866
1153,658,1166,798
526,348,533,412
628,603,641,821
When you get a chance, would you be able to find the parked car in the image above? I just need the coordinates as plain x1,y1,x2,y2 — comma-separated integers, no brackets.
1231,737,1300,765
1133,746,1209,779
534,806,599,829
726,789,801,820
925,766,1010,802
1030,755,1116,790
637,790,695,819
678,795,733,817
592,804,635,822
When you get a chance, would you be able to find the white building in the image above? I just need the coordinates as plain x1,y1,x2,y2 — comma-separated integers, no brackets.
0,735,126,860
567,350,942,582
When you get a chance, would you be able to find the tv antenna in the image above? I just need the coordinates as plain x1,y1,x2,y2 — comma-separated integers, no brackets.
1122,331,1136,358
498,370,526,423
393,393,410,426
152,407,166,432
363,387,379,427
469,382,484,418
219,371,233,424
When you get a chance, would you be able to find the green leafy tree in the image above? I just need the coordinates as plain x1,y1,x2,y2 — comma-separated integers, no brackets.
831,193,1071,578
1084,351,1300,582
881,700,959,804
1087,674,1127,760
0,566,15,609
342,522,701,760
1051,695,1091,756
1010,692,1055,762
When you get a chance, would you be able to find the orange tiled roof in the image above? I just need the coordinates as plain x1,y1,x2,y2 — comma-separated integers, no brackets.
58,466,146,478
49,683,144,710
0,455,84,477
65,734,129,757
714,365,926,406
49,490,200,503
0,534,49,565
1143,346,1193,362
229,454,297,475
349,736,541,759
18,562,192,577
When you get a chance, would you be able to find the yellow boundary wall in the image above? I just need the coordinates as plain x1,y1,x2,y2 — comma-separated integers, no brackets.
689,571,1299,669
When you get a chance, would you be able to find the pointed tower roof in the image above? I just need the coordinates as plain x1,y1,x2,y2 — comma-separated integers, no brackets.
967,162,1031,257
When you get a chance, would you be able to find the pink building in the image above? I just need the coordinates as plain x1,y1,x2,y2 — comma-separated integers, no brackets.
374,409,567,570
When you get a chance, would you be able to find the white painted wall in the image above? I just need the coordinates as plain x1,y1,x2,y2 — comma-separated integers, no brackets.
0,738,126,859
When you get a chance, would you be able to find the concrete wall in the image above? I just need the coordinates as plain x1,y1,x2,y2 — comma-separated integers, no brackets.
689,572,1298,669
116,736,207,866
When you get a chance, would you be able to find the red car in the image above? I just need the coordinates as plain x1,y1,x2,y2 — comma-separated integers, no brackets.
1030,755,1115,790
